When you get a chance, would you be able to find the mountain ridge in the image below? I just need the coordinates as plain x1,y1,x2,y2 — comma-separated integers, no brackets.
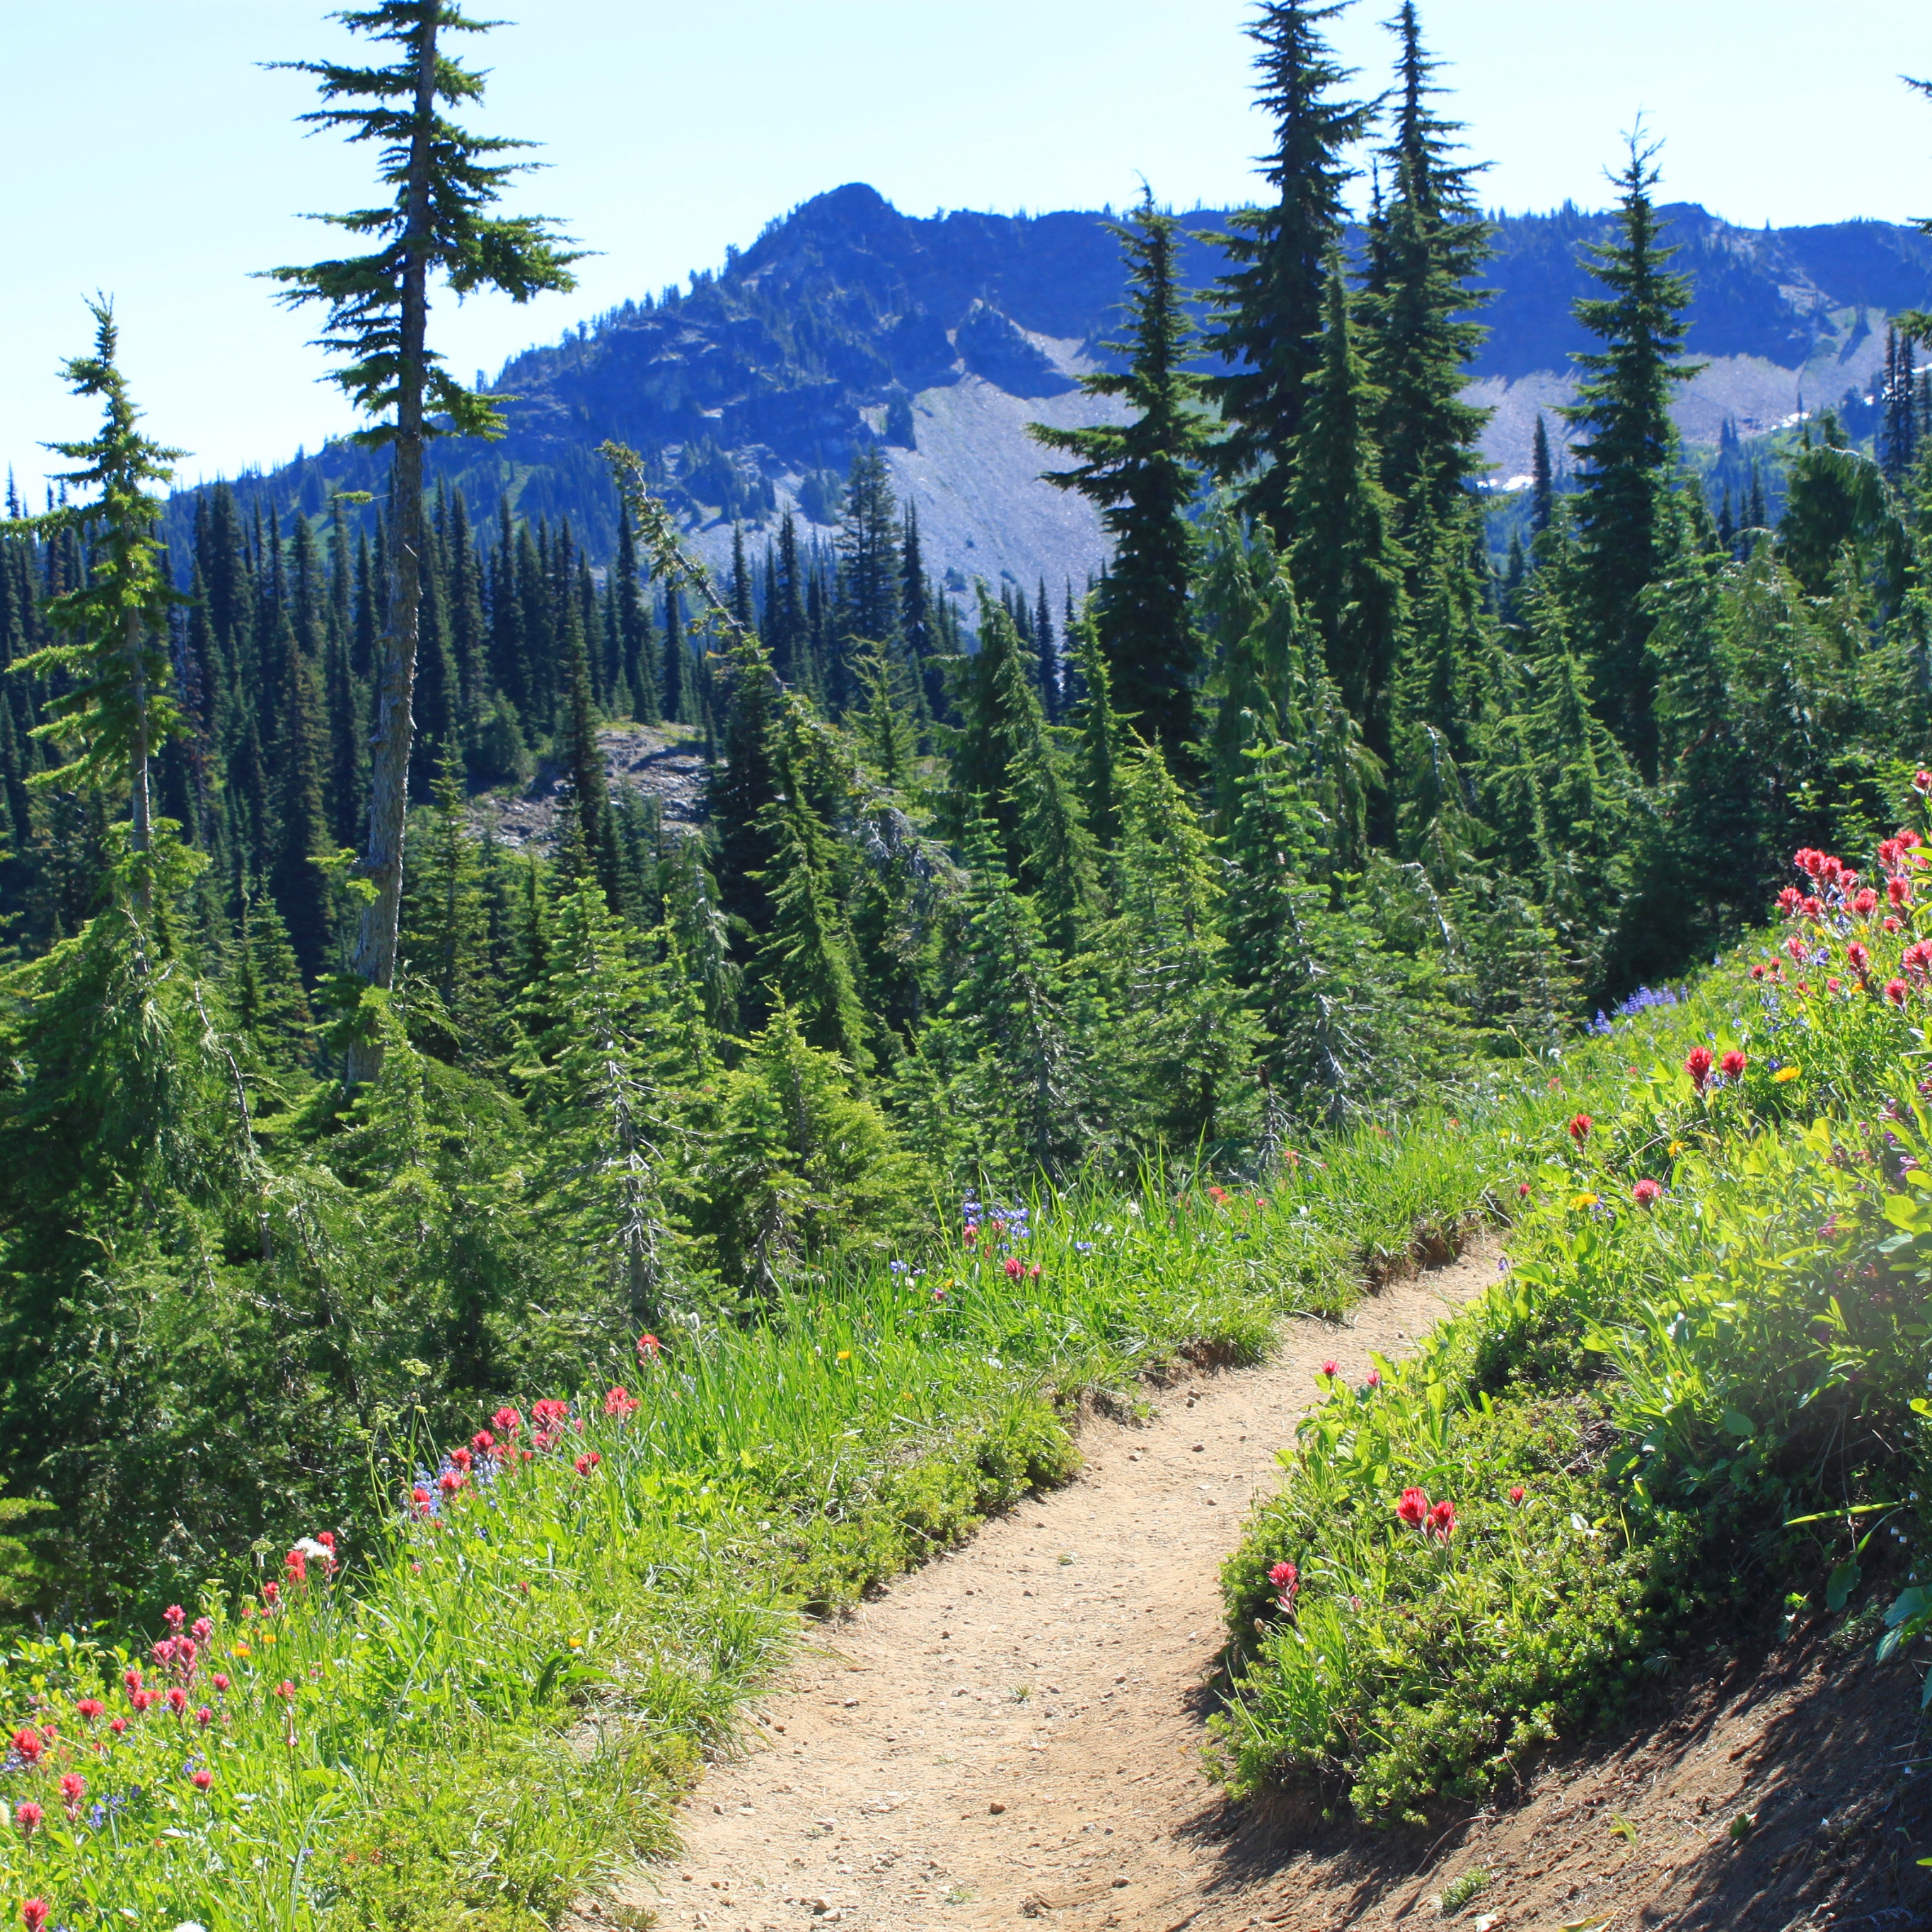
169,184,1932,598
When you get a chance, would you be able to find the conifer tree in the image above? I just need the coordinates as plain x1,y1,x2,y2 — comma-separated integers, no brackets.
266,1,579,1074
1221,739,1404,1127
560,590,612,890
519,873,682,1321
1286,262,1408,777
661,582,687,724
1032,197,1212,769
1202,1,1372,534
693,1002,918,1298
268,614,335,978
1361,2,1493,538
612,503,657,722
753,707,869,1070
1530,413,1554,535
1101,745,1263,1157
1066,612,1123,851
834,446,901,714
6,303,185,914
1559,132,1700,775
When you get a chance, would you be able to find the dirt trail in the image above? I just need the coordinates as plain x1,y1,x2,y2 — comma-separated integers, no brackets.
614,1247,1499,1932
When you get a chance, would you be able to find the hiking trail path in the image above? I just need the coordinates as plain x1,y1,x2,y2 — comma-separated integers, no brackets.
601,1247,1498,1932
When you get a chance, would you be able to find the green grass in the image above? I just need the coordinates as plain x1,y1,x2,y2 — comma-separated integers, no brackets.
0,1043,1652,1927
1215,845,1932,1825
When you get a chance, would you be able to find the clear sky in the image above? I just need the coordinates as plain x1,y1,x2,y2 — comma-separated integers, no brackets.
4,0,1929,493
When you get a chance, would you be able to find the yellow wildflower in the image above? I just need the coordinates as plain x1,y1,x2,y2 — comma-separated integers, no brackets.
1774,1065,1801,1084
231,1642,251,1660
836,1350,852,1363
1667,1140,1686,1157
1570,1192,1601,1211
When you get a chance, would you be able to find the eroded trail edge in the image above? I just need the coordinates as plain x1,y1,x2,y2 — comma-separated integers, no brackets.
607,1245,1498,1932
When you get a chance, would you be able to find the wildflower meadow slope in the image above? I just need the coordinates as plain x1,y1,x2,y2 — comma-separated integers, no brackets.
1217,788,1932,1824
0,1029,1696,1928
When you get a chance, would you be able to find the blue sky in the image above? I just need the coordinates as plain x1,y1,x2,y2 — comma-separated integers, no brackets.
4,0,1929,490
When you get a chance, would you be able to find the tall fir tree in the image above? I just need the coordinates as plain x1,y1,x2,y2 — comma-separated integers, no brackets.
265,0,579,1076
1031,197,1213,770
1558,132,1700,776
1285,261,1409,785
1201,1,1372,536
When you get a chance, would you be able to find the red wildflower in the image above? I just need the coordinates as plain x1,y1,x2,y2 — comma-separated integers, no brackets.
603,1386,639,1418
573,1452,602,1476
196,1706,212,1728
437,1471,464,1497
1827,976,1844,994
1881,836,1907,874
1887,978,1911,1007
22,1901,49,1931
1720,1050,1747,1080
74,1699,103,1723
192,1768,213,1792
1268,1561,1299,1606
166,1687,187,1716
10,1728,40,1765
1508,1485,1526,1505
1892,878,1913,908
448,1447,473,1474
1905,941,1932,982
1847,940,1870,973
492,1406,523,1435
212,1674,229,1694
1631,1179,1662,1206
317,1532,336,1554
262,1581,279,1608
1319,1360,1339,1378
1517,1181,1532,1197
192,1616,214,1641
1028,1262,1041,1279
532,1430,556,1453
177,1638,197,1673
15,1802,42,1838
108,1718,127,1737
163,1604,187,1631
1002,1254,1022,1278
1914,769,1932,796
1794,847,1824,877
473,1430,497,1455
1366,1370,1381,1388
152,1638,175,1667
1686,1045,1713,1091
532,1399,569,1428
59,1774,83,1820
410,1485,434,1517
1427,1499,1457,1541
1396,1486,1430,1529
963,1224,978,1246
1853,888,1878,916
1776,886,1803,915
1785,934,1807,961
285,1547,307,1584
276,1680,296,1701
122,1669,141,1696
130,1691,155,1715
1800,895,1824,919
1567,1113,1592,1142
1207,1185,1228,1204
